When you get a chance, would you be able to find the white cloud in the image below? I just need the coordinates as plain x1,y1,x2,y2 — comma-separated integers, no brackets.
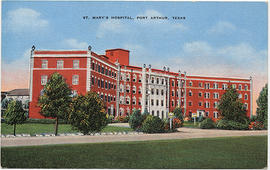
96,20,127,38
4,8,49,33
208,21,236,34
62,39,88,49
167,41,267,78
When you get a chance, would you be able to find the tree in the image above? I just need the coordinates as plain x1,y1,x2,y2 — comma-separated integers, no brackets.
129,109,144,130
38,72,72,136
69,92,108,135
256,84,267,124
4,100,27,136
218,86,248,124
1,98,12,110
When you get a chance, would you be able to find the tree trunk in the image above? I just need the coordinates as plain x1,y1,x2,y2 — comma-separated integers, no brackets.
55,117,59,136
13,124,16,136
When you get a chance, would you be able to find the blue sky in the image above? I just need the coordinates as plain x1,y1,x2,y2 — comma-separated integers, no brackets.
1,1,268,106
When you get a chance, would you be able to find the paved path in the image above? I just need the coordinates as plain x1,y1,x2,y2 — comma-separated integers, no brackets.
108,123,129,127
1,128,267,147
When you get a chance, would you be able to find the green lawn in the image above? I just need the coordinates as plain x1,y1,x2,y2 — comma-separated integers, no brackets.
1,123,133,135
1,136,267,169
183,121,199,128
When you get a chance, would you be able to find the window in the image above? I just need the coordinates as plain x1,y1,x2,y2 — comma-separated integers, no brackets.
244,85,248,91
105,68,108,75
126,85,130,93
109,70,111,76
189,90,192,96
157,111,160,117
205,83,210,89
151,99,154,106
42,60,48,68
161,100,164,106
161,89,164,96
222,84,228,90
161,79,164,85
206,112,209,117
214,101,218,108
73,60,79,69
72,75,79,85
199,92,202,97
151,88,154,95
156,89,159,95
132,97,136,105
244,94,248,100
198,102,202,106
105,81,108,89
91,77,94,85
232,84,236,89
101,80,104,88
162,111,164,119
126,74,130,81
126,97,130,105
120,96,124,104
238,84,242,90
98,65,100,72
57,60,63,69
172,80,175,86
213,93,219,99
152,110,154,116
133,74,137,82
239,94,242,99
156,100,159,106
214,112,218,118
244,103,248,110
189,101,192,106
213,83,218,89
204,102,210,108
204,92,210,98
151,77,154,84
119,84,123,92
139,76,142,83
101,67,104,74
172,90,175,96
156,78,159,84
41,75,47,85
133,86,136,94
98,79,100,87
139,98,142,105
172,100,174,107
189,81,192,86
198,82,202,87
138,87,142,94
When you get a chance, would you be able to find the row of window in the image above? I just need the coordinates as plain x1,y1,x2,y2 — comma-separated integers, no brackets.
188,91,248,100
97,92,116,103
188,101,219,108
120,84,142,94
41,75,79,85
121,73,142,83
92,77,116,90
188,111,219,118
41,60,80,69
92,62,117,79
151,110,165,119
119,96,141,105
188,81,249,91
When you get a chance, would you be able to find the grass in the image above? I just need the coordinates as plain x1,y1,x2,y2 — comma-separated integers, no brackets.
183,121,199,128
1,136,267,169
1,123,133,135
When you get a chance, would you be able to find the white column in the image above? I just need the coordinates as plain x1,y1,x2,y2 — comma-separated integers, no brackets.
141,64,146,113
116,63,121,117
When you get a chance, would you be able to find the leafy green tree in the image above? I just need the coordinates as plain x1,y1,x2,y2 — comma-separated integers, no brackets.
256,84,268,125
218,86,248,124
129,109,144,130
4,100,27,136
38,72,72,136
69,92,108,135
1,98,12,110
173,107,184,121
141,115,165,133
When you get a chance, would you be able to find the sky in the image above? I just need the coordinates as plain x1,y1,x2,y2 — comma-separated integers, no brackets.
1,1,268,115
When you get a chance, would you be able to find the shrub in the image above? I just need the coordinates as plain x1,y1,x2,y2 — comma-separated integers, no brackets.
141,115,165,133
249,121,264,130
107,115,114,123
198,115,205,122
199,118,216,129
129,109,144,130
173,117,182,128
217,119,249,130
173,107,184,126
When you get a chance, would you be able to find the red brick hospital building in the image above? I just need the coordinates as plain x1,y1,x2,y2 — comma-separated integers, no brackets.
29,46,252,119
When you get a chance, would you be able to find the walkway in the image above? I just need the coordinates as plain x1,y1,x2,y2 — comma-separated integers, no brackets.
1,128,267,147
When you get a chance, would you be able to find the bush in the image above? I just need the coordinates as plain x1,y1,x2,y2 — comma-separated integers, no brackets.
173,118,182,128
217,119,249,130
173,107,184,126
141,115,165,133
199,118,216,129
129,109,144,130
249,121,264,130
198,115,205,122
